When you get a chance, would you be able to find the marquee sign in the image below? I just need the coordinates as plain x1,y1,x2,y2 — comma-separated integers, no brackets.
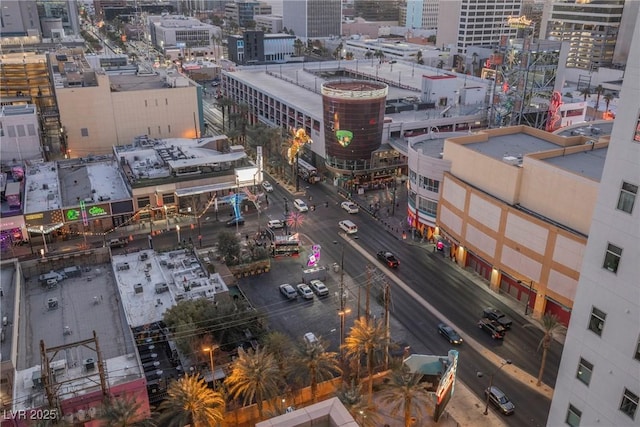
507,15,532,29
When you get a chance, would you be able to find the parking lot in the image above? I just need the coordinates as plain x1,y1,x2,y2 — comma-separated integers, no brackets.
237,256,355,352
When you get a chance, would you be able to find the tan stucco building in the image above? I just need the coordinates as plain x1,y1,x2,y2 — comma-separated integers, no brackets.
436,126,609,324
52,53,202,157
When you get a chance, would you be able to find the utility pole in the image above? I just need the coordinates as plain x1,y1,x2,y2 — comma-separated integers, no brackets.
365,265,371,319
383,281,391,370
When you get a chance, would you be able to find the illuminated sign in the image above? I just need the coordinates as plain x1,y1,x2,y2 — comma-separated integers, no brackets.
336,130,353,147
307,244,322,267
64,203,111,222
24,210,64,226
507,15,532,29
434,350,459,422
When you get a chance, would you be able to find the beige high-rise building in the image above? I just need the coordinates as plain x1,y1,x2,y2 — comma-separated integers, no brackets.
52,53,201,157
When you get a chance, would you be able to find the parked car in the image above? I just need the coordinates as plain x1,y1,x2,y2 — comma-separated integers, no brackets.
108,238,128,248
296,283,314,299
377,250,399,268
482,307,513,329
437,323,463,344
477,318,506,339
267,219,285,229
304,332,319,345
279,284,297,300
262,181,274,192
485,386,515,415
341,201,359,213
309,279,329,297
226,217,245,227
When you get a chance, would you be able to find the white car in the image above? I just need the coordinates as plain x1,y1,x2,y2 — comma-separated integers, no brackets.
296,283,314,299
261,181,274,192
309,279,329,297
267,219,285,229
293,199,309,212
341,201,359,214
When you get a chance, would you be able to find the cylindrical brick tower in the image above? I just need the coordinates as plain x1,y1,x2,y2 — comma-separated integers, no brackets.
321,80,388,172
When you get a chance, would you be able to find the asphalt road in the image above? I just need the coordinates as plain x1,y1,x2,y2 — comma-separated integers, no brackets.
239,178,557,426
109,175,558,426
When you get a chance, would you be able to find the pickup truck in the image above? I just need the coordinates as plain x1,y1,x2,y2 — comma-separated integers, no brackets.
482,307,513,329
478,318,506,340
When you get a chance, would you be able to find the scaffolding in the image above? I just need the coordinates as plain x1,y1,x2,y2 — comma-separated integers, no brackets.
486,23,562,130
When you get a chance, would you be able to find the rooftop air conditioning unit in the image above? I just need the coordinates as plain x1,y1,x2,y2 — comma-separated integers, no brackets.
84,358,95,371
502,156,519,166
134,283,144,294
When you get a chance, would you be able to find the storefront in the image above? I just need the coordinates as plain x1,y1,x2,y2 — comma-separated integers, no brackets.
24,210,65,251
0,215,28,252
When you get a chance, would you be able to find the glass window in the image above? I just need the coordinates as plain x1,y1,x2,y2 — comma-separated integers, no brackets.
588,306,606,336
634,112,640,142
162,193,175,205
617,182,637,214
137,196,150,209
603,243,622,273
620,389,638,419
566,404,581,427
576,358,593,385
81,128,89,137
635,338,640,361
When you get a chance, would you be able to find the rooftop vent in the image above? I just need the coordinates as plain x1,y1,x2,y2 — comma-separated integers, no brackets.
502,156,519,166
84,358,95,371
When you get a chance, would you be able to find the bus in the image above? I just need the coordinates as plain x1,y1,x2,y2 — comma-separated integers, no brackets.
271,236,300,258
297,158,319,183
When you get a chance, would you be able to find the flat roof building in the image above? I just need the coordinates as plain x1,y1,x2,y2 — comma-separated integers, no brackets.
436,125,613,324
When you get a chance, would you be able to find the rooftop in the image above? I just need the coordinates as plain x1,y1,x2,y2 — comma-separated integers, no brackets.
14,257,141,410
114,136,248,188
225,60,488,121
543,146,608,181
112,249,229,329
465,132,559,161
24,157,130,214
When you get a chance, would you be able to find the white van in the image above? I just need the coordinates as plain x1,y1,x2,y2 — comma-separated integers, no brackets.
339,220,358,234
293,199,309,212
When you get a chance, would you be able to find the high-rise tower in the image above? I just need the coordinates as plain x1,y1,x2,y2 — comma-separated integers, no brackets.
282,0,341,39
546,9,640,427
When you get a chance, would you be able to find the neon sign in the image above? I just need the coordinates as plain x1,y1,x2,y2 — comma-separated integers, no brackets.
307,244,322,267
63,203,111,222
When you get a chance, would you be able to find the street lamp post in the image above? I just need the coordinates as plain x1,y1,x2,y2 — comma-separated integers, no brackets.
518,280,535,315
203,346,219,390
478,359,512,415
164,205,170,231
333,241,349,360
176,225,181,244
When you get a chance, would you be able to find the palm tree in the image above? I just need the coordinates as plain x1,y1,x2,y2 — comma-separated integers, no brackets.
97,395,152,427
263,331,294,383
343,316,388,407
293,38,304,57
436,59,444,69
580,86,591,101
603,92,615,112
155,374,225,427
593,84,605,117
217,97,236,131
416,50,423,65
336,380,382,427
225,347,280,420
374,49,385,63
379,365,434,427
291,339,341,403
524,314,567,386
